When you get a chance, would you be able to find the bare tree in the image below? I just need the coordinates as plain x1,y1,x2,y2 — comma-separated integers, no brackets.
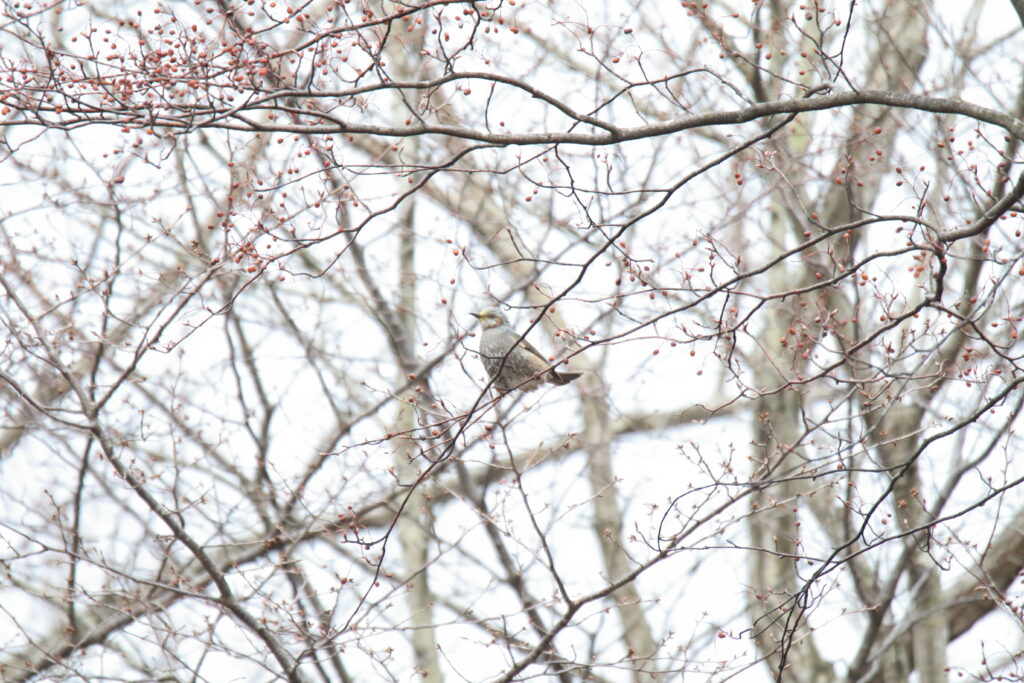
2,0,1024,681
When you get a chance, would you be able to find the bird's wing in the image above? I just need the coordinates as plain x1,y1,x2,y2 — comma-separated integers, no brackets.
518,338,550,364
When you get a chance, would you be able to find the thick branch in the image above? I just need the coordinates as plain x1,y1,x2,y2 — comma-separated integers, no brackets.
12,88,1024,147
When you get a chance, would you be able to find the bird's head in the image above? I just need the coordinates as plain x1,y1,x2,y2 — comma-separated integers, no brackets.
471,307,509,330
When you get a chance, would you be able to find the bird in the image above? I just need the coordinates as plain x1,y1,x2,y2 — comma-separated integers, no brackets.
471,307,582,392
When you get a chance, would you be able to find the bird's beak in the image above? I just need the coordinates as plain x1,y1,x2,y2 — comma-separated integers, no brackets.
470,311,483,320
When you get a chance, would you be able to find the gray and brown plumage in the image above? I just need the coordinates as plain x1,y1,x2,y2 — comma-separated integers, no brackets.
472,307,582,392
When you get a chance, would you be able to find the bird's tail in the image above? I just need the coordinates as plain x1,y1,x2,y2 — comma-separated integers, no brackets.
548,370,583,385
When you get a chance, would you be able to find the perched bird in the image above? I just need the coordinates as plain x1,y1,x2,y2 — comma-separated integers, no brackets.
471,307,582,392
